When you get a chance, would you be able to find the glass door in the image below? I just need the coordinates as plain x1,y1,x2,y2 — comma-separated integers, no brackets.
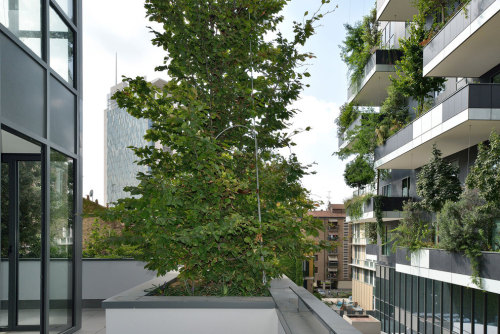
1,153,42,332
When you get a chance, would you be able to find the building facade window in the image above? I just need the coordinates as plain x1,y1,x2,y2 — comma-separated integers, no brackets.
402,177,410,197
0,0,42,56
375,266,500,334
382,184,392,197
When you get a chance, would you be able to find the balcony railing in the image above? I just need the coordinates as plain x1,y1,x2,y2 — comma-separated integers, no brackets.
338,115,362,149
423,0,500,77
347,49,403,105
347,196,409,223
351,258,377,270
374,83,500,169
351,237,367,245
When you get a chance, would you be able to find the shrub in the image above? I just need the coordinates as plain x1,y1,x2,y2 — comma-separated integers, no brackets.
416,145,462,213
391,200,434,253
343,156,375,190
438,189,497,286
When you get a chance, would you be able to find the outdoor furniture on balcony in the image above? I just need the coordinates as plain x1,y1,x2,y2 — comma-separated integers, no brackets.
374,83,500,170
423,0,500,77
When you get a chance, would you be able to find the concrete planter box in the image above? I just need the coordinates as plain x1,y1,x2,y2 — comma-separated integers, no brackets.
395,247,500,293
102,274,363,334
102,273,280,334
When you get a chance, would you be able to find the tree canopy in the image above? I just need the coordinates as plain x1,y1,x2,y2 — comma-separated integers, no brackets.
102,0,334,295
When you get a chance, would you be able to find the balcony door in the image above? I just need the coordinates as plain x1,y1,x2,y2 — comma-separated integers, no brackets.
1,132,42,333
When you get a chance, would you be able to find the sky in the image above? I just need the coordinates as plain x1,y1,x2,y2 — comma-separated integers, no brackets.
82,0,375,209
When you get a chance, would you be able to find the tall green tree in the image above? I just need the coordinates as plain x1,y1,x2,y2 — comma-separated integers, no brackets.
343,155,375,191
466,131,500,206
392,13,445,116
103,0,334,295
416,145,462,213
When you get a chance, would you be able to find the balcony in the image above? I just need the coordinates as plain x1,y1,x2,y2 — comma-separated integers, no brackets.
351,237,368,245
374,84,500,169
347,49,403,106
376,0,418,21
423,0,500,77
346,196,408,223
338,115,362,150
350,258,377,271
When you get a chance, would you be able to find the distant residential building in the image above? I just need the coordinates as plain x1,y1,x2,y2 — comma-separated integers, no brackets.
308,203,351,291
104,79,167,205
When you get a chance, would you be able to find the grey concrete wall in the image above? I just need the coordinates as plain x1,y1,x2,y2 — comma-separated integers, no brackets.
82,259,156,300
0,259,156,302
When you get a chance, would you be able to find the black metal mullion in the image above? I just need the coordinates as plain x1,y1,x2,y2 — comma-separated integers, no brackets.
41,144,50,334
7,158,17,330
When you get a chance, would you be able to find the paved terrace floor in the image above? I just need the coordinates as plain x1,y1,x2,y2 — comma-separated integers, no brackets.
0,309,105,334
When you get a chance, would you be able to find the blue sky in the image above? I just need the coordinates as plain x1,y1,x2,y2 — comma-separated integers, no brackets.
82,0,375,207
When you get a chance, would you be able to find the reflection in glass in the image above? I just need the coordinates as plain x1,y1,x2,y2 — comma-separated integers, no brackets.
451,285,461,334
475,291,484,334
18,160,42,326
49,150,74,333
0,163,8,328
434,281,441,329
486,292,498,334
443,283,451,332
49,8,74,84
0,0,42,56
463,288,472,334
53,0,73,19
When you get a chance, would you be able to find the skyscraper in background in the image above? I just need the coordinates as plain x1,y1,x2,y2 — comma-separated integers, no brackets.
104,78,167,205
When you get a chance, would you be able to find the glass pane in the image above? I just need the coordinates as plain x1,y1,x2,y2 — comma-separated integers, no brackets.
0,0,42,57
434,281,442,328
475,291,485,334
412,276,418,331
49,150,74,333
49,7,74,84
486,293,498,334
53,0,72,19
426,279,433,333
451,285,460,334
443,283,451,332
0,163,9,327
18,160,42,326
463,288,472,334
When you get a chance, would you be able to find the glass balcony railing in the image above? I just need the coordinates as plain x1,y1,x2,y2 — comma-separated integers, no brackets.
352,258,377,270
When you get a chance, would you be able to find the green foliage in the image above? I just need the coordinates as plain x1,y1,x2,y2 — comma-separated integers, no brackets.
343,156,375,190
416,145,462,213
437,189,498,286
366,222,377,244
281,255,306,287
100,1,334,295
344,193,374,220
466,131,500,205
391,200,434,253
83,221,142,259
335,102,359,137
376,85,410,144
340,8,380,87
392,11,445,116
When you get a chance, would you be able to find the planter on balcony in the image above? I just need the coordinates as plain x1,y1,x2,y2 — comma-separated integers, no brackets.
395,248,500,293
102,274,363,334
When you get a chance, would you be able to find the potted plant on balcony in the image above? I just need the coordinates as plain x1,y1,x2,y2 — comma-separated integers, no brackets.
99,1,335,333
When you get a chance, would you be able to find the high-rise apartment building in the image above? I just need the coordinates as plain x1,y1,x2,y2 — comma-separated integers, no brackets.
0,0,82,332
104,79,166,205
339,0,500,332
308,204,351,291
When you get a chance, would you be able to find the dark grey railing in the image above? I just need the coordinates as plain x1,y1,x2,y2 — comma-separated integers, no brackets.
347,49,403,101
363,196,410,213
423,0,496,66
374,83,500,162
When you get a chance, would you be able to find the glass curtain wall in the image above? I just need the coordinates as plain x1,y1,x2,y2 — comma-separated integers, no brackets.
0,0,80,332
375,265,500,334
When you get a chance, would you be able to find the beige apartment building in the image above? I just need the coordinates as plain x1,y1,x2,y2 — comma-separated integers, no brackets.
308,204,351,290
